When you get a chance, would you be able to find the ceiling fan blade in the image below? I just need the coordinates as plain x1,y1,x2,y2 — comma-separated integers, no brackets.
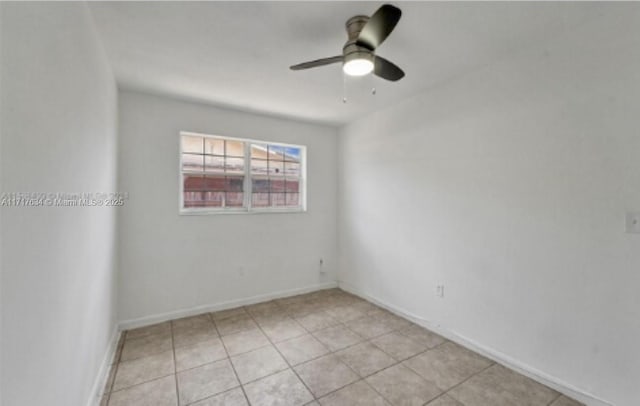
374,56,405,81
356,4,402,51
290,56,343,70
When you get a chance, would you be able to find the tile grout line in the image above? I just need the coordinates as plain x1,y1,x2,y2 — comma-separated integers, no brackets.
308,313,403,404
294,299,406,404
317,300,496,405
241,291,420,402
291,302,374,397
305,306,445,371
209,311,253,406
546,393,564,406
109,374,176,396
430,361,497,406
107,291,429,399
108,332,179,394
113,289,577,406
111,315,447,398
342,290,581,406
294,300,454,405
114,330,174,363
170,320,180,406
106,292,387,403
242,304,320,403
420,392,449,406
156,327,290,386
183,386,246,406
285,315,383,403
109,326,180,395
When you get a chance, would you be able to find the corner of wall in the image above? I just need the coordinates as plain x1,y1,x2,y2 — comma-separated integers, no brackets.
85,329,121,406
337,282,614,406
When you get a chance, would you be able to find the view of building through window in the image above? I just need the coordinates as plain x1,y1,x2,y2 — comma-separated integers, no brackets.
180,133,305,212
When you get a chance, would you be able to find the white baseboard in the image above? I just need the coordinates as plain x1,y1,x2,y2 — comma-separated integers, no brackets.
119,281,338,331
86,326,121,406
338,282,613,406
85,282,337,405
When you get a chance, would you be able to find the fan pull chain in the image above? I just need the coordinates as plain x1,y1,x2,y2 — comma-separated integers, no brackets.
342,73,347,103
370,72,376,96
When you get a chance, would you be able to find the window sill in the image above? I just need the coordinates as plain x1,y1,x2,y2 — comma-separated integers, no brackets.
179,207,307,216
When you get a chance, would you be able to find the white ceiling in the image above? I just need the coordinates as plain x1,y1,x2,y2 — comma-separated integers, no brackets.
88,1,607,126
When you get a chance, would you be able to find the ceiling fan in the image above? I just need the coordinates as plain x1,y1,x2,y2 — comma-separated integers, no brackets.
290,4,405,81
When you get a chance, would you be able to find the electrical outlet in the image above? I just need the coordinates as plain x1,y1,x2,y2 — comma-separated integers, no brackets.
436,285,445,298
319,258,326,274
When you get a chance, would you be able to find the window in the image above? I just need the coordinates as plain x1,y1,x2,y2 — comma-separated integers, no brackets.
180,132,306,213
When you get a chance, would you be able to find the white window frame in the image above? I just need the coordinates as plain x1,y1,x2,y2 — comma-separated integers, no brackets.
179,131,307,215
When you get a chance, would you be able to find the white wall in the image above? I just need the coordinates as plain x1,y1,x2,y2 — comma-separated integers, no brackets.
0,4,3,403
117,91,338,324
338,7,640,406
0,3,118,406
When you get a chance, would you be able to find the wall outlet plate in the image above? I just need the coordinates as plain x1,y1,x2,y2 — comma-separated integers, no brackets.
625,212,640,234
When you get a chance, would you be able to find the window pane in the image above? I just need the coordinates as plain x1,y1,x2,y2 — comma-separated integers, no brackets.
284,162,300,177
225,157,244,174
269,145,285,156
251,144,269,160
270,179,285,193
184,175,204,191
285,193,299,206
269,160,284,175
203,175,226,191
204,156,225,172
203,191,223,207
226,140,245,157
251,159,269,174
271,193,286,207
252,193,270,207
226,192,244,207
226,176,244,192
284,147,301,163
183,191,203,207
204,138,224,155
182,153,203,171
285,179,299,193
252,178,269,193
204,156,245,173
182,135,203,154
182,135,304,212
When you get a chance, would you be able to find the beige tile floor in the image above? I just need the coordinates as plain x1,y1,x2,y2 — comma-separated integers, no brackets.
102,288,584,406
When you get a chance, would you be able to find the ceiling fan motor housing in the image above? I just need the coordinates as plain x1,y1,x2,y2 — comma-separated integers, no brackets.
289,5,404,81
343,15,374,64
345,15,370,41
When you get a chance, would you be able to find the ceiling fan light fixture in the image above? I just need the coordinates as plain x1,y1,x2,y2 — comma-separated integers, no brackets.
343,51,374,76
290,4,404,82
343,58,374,76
